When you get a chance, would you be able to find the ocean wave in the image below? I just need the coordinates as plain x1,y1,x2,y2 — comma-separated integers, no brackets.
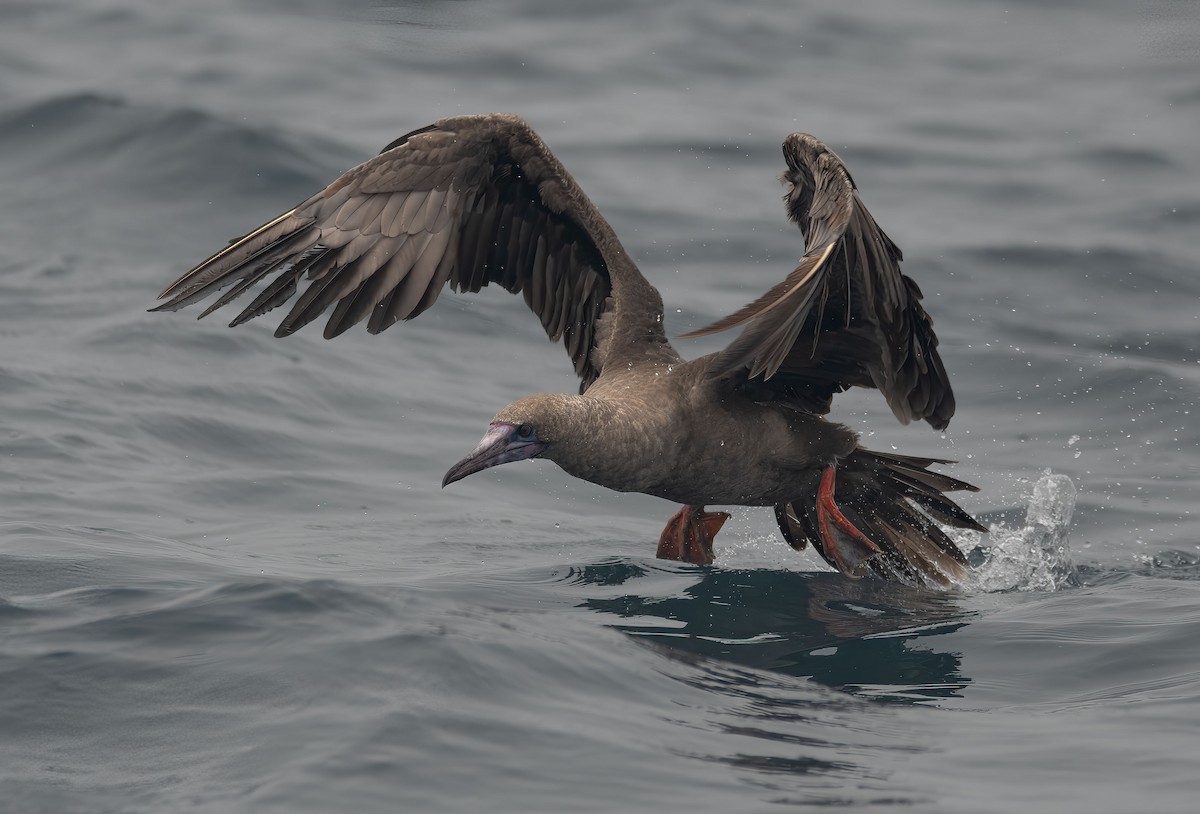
0,93,360,238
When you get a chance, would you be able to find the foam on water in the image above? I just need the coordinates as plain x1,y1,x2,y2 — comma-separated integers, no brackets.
965,472,1079,593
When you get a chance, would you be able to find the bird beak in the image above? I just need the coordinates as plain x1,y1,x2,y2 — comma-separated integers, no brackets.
441,422,549,487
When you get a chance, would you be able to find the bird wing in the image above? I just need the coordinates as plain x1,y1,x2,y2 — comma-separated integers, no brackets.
155,113,659,390
683,133,955,430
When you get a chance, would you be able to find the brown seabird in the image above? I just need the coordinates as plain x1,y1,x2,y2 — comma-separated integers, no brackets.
155,113,985,585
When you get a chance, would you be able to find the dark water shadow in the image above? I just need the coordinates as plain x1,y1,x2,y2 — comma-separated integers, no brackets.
573,561,973,703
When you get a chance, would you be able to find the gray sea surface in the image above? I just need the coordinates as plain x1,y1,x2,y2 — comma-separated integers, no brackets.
2,1,1200,812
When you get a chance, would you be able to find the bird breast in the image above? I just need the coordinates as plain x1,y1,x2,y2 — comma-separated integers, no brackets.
554,368,847,507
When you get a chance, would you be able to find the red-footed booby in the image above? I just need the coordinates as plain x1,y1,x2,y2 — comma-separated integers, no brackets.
155,113,985,585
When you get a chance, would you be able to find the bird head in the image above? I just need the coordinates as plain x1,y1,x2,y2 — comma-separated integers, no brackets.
441,394,570,487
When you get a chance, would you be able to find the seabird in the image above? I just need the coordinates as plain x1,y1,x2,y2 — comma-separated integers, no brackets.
155,113,985,585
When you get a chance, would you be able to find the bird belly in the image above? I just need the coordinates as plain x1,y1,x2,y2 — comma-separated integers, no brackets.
639,461,803,507
637,426,807,507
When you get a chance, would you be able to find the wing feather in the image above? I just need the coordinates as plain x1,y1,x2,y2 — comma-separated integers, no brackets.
155,114,660,389
686,133,955,430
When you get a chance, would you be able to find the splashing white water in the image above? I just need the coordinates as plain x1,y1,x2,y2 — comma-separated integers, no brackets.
963,472,1079,593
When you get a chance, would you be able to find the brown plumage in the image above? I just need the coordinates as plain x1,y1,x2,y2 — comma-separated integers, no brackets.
155,113,985,586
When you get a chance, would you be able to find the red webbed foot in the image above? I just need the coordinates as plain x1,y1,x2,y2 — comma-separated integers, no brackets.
656,505,731,565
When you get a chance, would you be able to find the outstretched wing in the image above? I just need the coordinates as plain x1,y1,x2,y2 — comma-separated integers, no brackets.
684,133,955,430
155,113,639,390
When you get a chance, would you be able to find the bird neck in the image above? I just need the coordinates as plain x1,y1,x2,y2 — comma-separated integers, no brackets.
540,392,672,495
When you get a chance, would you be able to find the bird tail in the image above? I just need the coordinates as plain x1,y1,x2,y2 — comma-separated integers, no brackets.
774,448,986,586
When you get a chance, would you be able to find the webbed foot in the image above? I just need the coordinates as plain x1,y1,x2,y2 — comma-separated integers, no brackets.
815,464,883,577
656,505,731,565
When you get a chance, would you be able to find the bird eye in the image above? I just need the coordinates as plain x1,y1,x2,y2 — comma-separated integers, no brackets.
515,423,535,441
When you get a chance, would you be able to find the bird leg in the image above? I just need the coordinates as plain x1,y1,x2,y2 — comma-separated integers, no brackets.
815,464,883,577
656,505,731,565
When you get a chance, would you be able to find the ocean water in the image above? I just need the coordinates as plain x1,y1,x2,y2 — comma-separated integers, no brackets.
2,1,1200,811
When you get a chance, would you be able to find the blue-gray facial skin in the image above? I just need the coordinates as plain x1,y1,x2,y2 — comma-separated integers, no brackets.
442,422,549,487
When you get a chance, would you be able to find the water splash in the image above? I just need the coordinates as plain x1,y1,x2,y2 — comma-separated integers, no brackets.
965,472,1079,593
715,473,1080,592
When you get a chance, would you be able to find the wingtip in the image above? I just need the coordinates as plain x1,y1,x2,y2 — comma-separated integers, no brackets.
148,295,187,314
155,280,186,301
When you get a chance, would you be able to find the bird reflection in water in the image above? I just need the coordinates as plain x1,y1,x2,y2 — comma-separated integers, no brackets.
574,560,971,703
571,559,960,803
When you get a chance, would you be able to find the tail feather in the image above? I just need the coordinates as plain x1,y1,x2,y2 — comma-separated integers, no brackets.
877,468,985,530
775,448,984,586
